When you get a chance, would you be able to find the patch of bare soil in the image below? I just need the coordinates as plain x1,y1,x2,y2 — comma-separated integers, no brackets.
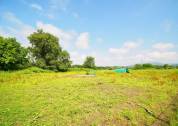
100,117,131,126
151,94,178,126
75,74,96,77
120,86,145,98
82,86,177,126
80,111,105,126
95,84,118,94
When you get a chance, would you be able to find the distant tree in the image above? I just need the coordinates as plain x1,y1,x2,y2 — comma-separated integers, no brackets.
142,63,153,69
83,56,95,68
28,29,71,71
163,64,173,69
72,64,83,68
154,65,162,69
163,64,169,69
133,64,143,69
0,36,28,70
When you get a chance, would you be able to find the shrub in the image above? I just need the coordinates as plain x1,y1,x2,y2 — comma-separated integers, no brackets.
0,36,28,70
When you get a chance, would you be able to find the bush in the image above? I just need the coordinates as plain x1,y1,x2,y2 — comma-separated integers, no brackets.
142,63,153,69
133,64,143,69
0,36,28,70
19,67,51,74
83,56,95,68
163,64,173,69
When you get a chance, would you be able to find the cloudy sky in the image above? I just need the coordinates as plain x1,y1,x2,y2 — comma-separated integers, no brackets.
0,0,178,66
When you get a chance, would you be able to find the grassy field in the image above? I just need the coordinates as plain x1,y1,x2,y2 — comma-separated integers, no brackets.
0,68,177,126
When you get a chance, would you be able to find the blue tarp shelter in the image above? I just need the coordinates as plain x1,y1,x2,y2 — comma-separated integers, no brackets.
113,68,129,73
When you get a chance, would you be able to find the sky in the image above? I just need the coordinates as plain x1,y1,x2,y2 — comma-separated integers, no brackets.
0,0,178,66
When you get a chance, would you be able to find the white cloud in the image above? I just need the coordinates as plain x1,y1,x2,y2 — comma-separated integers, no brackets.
22,0,70,19
30,3,43,11
36,21,78,48
1,12,178,66
49,0,69,11
109,48,128,55
75,32,89,49
70,51,87,65
1,12,90,50
46,0,70,18
105,40,142,65
123,41,140,49
147,51,177,61
1,12,34,46
152,42,174,51
36,22,90,49
106,50,178,66
106,40,178,66
109,39,141,56
70,51,99,65
1,12,77,47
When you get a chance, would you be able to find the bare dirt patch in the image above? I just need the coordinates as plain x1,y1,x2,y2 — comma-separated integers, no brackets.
151,94,178,126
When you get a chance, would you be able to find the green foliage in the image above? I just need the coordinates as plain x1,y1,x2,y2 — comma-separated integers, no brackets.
28,29,71,71
163,64,173,69
133,63,175,69
133,64,143,69
0,36,28,70
56,50,72,71
133,63,155,69
154,65,162,69
95,66,119,70
85,69,96,75
83,56,95,68
142,63,153,68
18,67,51,74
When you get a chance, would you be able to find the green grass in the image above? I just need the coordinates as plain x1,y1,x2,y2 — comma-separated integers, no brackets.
0,69,177,126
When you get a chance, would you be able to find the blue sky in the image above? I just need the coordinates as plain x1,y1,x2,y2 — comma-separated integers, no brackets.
0,0,178,65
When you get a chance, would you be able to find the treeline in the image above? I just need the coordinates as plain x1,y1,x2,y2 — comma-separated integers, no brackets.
71,65,121,70
0,30,177,71
132,63,177,69
0,29,72,71
71,63,178,70
0,30,97,71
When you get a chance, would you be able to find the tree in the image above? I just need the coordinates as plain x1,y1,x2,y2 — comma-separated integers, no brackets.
133,64,142,69
142,63,153,69
0,36,28,70
28,29,71,71
56,50,71,71
163,64,173,69
83,56,95,68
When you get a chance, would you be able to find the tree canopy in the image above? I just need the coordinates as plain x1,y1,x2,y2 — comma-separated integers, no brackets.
28,29,71,71
83,56,95,68
0,36,28,70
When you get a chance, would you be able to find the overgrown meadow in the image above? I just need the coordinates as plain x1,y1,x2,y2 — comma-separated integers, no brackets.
0,68,177,126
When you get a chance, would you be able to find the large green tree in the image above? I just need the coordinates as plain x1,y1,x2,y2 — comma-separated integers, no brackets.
0,36,28,70
28,29,71,71
83,56,95,68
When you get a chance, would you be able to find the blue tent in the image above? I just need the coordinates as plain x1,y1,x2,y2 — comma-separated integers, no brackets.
113,68,129,73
